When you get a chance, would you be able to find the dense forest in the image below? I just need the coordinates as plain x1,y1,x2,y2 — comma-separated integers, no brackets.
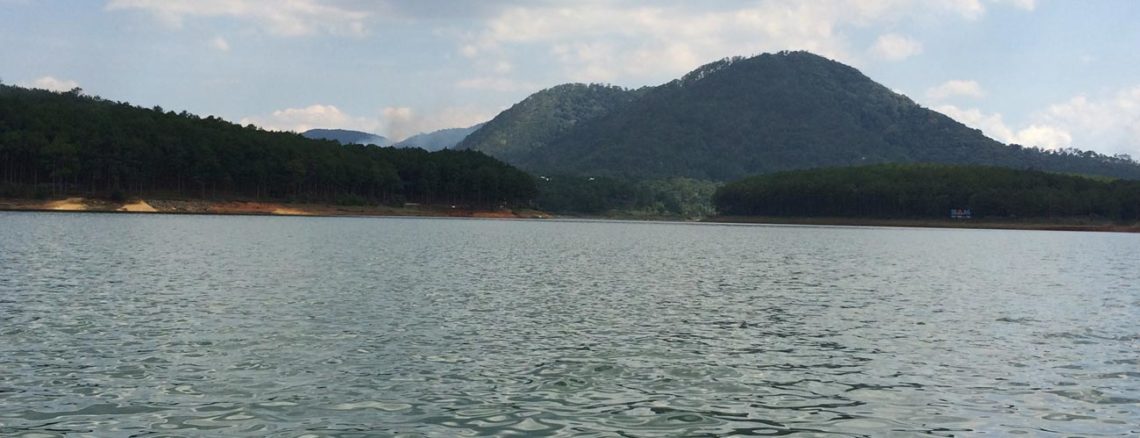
0,84,536,206
460,51,1140,181
456,83,643,163
714,164,1140,221
536,176,717,218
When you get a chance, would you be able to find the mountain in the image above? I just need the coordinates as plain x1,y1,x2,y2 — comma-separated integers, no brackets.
459,51,1140,181
394,123,485,151
455,83,644,164
302,128,391,146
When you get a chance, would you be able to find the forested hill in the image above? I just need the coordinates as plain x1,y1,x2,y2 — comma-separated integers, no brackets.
455,83,643,163
459,51,1140,181
0,85,536,205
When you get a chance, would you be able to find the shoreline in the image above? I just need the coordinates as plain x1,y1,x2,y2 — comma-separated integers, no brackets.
4,197,1138,233
706,215,1140,233
0,197,550,220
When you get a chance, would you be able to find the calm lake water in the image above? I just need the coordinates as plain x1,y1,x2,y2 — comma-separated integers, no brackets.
1,212,1138,437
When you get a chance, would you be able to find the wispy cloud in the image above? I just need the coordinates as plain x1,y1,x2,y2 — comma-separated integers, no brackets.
870,33,923,61
241,104,377,133
454,1,1030,85
1034,86,1140,155
106,0,369,37
458,3,856,84
455,77,541,93
936,85,1140,155
936,104,1071,150
241,103,494,140
996,0,1037,11
382,106,494,141
20,76,80,92
210,36,230,52
927,80,986,100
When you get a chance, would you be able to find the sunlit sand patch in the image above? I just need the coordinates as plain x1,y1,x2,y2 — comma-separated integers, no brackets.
271,207,311,215
44,197,87,211
119,200,157,212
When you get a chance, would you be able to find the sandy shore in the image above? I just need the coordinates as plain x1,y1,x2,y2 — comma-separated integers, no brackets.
0,197,550,219
119,200,158,212
5,198,1135,232
43,197,89,211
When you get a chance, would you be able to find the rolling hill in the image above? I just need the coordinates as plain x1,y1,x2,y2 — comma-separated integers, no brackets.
458,51,1140,181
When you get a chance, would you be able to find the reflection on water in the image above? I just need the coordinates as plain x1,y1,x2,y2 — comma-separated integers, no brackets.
1,212,1138,436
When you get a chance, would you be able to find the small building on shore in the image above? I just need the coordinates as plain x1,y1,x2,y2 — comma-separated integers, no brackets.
950,208,973,219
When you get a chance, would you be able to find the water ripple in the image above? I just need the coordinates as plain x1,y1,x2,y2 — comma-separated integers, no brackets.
1,213,1138,436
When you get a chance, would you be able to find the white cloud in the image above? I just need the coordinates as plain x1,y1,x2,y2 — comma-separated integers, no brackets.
20,76,80,92
460,2,860,83
242,103,495,139
1033,86,1140,155
1013,124,1072,150
210,36,230,52
935,104,1073,150
926,80,986,100
492,61,513,74
241,104,377,133
446,0,1041,94
870,33,923,61
994,0,1037,11
942,0,986,20
936,104,1017,143
106,0,369,37
380,106,415,139
103,0,1037,88
933,97,1140,153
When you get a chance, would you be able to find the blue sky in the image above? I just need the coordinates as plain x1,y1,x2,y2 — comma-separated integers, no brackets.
2,0,1138,156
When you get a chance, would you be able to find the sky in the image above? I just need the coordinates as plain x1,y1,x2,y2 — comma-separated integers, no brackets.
1,0,1138,156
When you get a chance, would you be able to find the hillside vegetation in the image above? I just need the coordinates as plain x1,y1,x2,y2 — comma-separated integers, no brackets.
536,176,718,218
0,85,535,206
460,51,1140,181
714,164,1140,221
456,83,643,164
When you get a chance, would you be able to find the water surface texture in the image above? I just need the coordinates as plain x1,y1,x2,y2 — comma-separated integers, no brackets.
2,212,1138,437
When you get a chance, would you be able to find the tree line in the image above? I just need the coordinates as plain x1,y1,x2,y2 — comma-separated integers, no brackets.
0,85,536,206
536,175,718,218
714,164,1140,221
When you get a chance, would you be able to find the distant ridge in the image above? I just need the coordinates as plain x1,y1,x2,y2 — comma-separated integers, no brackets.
302,128,391,146
394,123,485,151
458,51,1140,181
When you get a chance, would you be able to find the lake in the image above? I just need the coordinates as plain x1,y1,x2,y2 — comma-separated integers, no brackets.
1,212,1138,437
